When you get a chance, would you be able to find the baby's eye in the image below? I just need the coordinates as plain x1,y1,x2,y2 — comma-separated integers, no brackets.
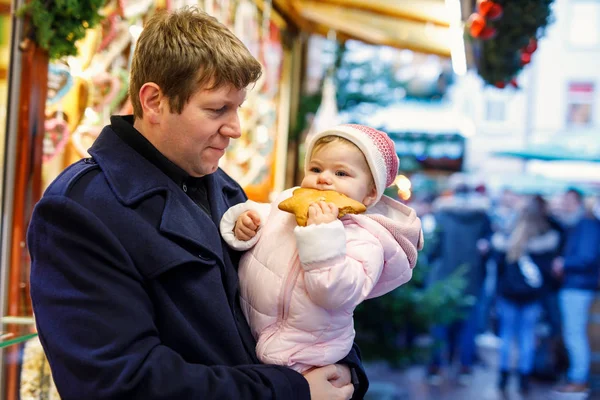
335,171,348,177
310,167,321,173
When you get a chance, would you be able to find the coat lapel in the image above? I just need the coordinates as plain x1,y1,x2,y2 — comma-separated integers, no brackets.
206,173,238,228
89,125,259,363
159,186,225,264
89,125,225,266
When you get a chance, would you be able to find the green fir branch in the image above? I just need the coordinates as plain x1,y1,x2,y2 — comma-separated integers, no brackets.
17,0,106,60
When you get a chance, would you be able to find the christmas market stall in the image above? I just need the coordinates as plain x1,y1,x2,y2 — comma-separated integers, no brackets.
0,0,484,397
0,0,293,398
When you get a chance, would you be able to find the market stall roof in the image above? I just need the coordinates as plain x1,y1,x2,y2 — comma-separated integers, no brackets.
269,0,453,56
493,141,600,163
496,174,598,196
339,101,470,135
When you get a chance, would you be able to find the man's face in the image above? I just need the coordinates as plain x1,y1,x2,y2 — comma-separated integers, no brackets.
563,191,581,214
501,190,517,208
157,84,246,177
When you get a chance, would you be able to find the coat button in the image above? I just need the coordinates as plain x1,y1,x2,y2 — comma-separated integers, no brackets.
182,183,187,192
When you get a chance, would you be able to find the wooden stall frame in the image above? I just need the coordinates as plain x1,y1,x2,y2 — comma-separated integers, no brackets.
0,0,24,395
0,2,49,398
5,40,48,400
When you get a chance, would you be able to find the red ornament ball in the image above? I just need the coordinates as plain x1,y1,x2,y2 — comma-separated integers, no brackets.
478,0,504,20
468,13,486,38
525,38,538,54
521,52,532,65
479,26,498,40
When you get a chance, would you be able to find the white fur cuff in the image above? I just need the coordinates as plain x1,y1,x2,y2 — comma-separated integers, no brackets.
219,201,269,251
294,220,346,267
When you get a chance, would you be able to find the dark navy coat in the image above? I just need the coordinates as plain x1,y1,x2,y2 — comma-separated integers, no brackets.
562,217,600,291
27,125,367,399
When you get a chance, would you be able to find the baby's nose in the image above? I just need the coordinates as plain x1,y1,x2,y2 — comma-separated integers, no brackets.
317,172,332,184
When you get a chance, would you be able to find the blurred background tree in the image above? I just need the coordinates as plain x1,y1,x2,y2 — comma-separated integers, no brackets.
334,42,454,111
354,228,475,367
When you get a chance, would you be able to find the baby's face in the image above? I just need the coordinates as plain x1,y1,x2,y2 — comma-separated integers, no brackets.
301,141,377,206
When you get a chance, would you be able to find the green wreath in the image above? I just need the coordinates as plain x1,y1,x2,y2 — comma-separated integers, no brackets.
17,0,106,60
466,0,554,88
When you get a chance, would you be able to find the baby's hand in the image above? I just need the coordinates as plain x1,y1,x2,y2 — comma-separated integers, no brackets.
307,201,339,226
234,210,261,241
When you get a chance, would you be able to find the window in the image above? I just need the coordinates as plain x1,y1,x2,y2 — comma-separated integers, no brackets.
568,1,600,48
485,99,506,122
566,82,595,127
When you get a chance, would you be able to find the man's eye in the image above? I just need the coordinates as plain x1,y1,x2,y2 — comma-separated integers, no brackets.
335,171,348,177
212,106,227,114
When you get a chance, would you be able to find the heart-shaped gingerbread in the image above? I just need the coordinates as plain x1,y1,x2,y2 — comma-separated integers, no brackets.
43,117,71,163
97,13,120,53
46,64,73,106
92,71,122,112
71,125,102,158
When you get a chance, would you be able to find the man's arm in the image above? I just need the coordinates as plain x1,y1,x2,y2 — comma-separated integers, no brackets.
28,196,309,400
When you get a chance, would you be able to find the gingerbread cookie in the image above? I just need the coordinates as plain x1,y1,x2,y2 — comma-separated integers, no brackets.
278,188,367,226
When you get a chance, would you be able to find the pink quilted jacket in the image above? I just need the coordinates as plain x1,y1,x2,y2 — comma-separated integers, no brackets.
220,188,423,372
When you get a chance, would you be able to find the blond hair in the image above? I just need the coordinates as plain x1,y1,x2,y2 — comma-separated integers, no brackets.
310,136,375,189
506,196,550,263
130,7,262,118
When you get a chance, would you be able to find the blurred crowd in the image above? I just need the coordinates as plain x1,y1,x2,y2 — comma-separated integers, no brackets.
410,174,600,395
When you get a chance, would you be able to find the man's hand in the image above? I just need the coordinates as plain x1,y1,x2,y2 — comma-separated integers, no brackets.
476,238,490,255
307,201,339,226
233,210,261,241
303,364,354,400
328,364,352,388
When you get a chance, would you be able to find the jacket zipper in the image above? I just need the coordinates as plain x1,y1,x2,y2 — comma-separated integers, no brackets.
280,250,300,321
256,251,301,359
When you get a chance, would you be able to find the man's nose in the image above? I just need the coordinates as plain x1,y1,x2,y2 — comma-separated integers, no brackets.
220,112,241,138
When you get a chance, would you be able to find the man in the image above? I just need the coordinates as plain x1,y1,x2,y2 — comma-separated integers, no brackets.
27,8,366,400
425,177,492,385
553,188,600,394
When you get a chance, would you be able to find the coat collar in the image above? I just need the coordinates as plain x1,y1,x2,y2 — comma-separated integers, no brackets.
88,126,239,263
89,125,171,205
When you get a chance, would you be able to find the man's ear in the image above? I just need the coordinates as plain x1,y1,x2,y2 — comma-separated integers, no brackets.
363,185,378,207
138,83,163,124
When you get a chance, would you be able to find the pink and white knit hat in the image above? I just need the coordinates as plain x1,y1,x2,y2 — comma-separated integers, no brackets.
305,124,399,204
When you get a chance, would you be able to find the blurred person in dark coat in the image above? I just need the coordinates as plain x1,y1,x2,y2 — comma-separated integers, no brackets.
593,195,600,221
481,188,522,336
425,177,492,385
491,196,561,394
534,194,565,340
553,188,600,394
